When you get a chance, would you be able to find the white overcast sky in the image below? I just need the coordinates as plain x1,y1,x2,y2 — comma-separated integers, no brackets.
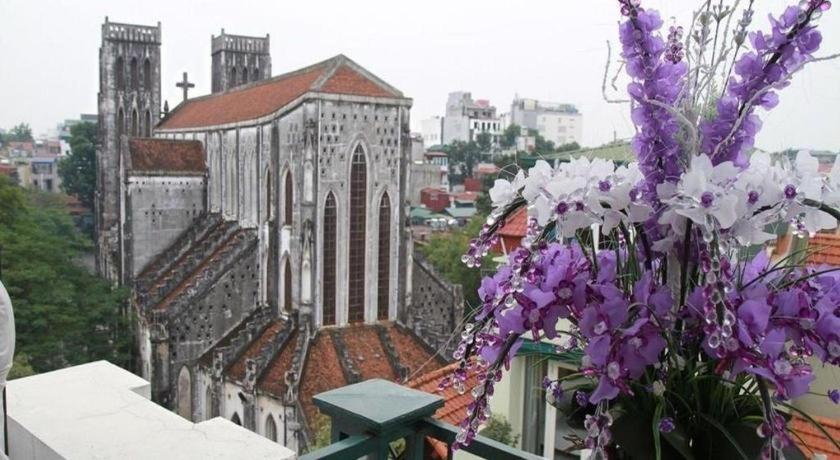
0,0,838,151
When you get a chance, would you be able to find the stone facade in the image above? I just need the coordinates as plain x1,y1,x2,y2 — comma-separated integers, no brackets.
211,30,271,93
95,21,464,453
96,18,162,284
408,252,465,358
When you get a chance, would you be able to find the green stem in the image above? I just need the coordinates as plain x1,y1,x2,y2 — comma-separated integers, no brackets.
679,221,693,307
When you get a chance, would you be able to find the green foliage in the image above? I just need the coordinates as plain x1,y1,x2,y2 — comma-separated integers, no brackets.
0,175,131,373
500,124,521,149
7,123,33,142
307,413,332,453
442,141,482,185
556,141,581,153
476,132,493,154
479,414,520,447
8,353,36,380
419,216,490,310
58,122,97,209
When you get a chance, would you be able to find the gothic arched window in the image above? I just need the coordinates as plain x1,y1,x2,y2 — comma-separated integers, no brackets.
231,413,241,426
283,257,292,312
205,386,214,420
115,56,125,91
284,170,293,226
117,109,125,153
130,57,138,90
348,146,367,323
230,67,237,86
265,415,277,442
131,109,139,137
377,192,391,321
144,110,152,137
176,366,192,420
143,58,151,90
242,67,249,84
322,193,337,326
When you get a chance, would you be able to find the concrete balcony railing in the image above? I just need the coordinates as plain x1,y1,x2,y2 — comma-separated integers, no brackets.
301,379,543,460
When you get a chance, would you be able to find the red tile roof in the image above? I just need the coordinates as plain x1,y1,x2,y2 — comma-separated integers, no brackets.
128,138,205,173
808,233,840,266
498,207,528,238
790,413,840,459
263,322,445,434
407,362,481,460
158,55,402,130
227,319,288,382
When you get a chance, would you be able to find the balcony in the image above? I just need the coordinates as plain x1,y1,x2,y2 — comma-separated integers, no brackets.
301,379,543,460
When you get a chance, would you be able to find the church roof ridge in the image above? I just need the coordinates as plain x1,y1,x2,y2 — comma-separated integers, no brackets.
158,54,407,131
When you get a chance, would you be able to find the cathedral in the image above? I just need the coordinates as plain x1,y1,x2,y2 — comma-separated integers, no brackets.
94,19,464,451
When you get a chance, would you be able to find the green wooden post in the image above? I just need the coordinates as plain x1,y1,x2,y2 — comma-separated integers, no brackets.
312,379,444,460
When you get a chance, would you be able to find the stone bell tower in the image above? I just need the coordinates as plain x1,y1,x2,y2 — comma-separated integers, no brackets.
211,30,271,93
96,18,162,284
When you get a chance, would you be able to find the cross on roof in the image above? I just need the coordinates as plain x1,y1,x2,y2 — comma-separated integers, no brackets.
176,72,195,102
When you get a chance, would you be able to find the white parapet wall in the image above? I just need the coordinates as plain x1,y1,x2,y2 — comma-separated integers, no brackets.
6,360,296,460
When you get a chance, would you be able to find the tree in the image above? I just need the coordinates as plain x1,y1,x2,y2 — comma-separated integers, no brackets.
8,123,33,142
479,414,520,447
500,124,521,149
476,132,493,155
0,175,131,373
556,141,581,153
443,141,482,185
58,122,97,209
420,216,491,311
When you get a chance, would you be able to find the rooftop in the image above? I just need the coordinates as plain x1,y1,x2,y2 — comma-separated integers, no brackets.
807,232,840,266
6,361,294,460
127,138,206,174
158,55,405,130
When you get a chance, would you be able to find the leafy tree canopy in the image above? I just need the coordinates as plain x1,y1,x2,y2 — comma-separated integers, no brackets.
0,175,130,374
7,123,33,142
58,122,97,209
479,414,520,447
419,216,492,313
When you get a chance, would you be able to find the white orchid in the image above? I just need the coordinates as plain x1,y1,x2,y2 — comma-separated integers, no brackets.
663,155,740,232
488,170,525,209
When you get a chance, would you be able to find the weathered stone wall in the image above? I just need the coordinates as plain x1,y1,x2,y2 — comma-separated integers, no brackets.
96,20,161,284
211,32,271,93
408,162,444,206
408,253,464,358
125,175,206,276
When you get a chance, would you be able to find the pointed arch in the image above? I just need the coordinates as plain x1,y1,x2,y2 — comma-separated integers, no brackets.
230,67,237,86
130,57,139,90
283,168,293,226
117,109,125,153
265,414,277,442
242,67,249,84
143,58,151,89
115,56,125,91
322,193,337,326
144,110,152,137
176,366,192,420
377,191,392,321
348,145,367,323
231,412,241,426
282,256,292,312
204,385,213,420
131,109,139,137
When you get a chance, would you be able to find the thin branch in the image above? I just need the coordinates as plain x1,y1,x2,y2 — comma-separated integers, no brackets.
602,40,630,104
812,52,840,63
644,97,699,156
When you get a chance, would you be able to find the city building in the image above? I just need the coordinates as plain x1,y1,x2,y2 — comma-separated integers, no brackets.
27,156,62,192
510,97,582,147
420,116,444,148
442,91,503,146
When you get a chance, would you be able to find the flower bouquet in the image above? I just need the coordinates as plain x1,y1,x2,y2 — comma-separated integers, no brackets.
444,1,840,458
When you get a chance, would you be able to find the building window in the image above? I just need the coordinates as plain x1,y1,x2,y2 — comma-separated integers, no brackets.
242,67,249,84
265,415,277,442
322,193,337,326
115,56,125,91
130,57,138,90
283,170,293,226
377,193,391,321
348,146,367,323
143,58,151,90
131,110,139,136
283,257,292,312
231,413,241,426
145,110,152,137
230,67,237,86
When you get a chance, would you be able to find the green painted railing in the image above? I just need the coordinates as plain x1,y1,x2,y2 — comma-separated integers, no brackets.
300,379,544,460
